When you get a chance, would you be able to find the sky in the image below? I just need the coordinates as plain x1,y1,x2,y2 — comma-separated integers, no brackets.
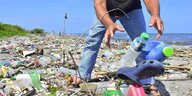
1,0,192,34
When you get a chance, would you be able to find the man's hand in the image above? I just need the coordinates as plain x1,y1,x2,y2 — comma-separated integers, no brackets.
144,0,163,39
149,16,164,40
104,23,125,48
94,0,125,48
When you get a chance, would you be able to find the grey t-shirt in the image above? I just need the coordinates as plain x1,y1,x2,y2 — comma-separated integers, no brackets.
107,0,141,16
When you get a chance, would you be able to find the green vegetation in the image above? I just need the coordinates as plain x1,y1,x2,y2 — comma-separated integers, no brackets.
0,23,29,38
31,28,44,34
48,86,59,96
0,23,47,38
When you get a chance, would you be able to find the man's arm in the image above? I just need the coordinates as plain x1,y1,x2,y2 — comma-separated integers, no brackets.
144,0,164,39
94,0,125,48
94,0,114,28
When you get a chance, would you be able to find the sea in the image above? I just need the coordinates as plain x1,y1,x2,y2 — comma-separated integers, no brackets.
67,33,192,46
113,33,192,46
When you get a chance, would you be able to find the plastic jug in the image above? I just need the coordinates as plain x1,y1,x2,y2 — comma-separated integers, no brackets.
138,40,162,59
146,43,174,61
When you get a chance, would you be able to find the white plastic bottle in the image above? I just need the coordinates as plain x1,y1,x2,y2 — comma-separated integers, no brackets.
13,73,41,82
119,32,149,67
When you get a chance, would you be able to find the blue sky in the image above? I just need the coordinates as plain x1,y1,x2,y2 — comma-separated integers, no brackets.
1,0,192,34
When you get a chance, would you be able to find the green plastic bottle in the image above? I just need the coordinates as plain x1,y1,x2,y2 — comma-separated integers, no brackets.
29,71,42,90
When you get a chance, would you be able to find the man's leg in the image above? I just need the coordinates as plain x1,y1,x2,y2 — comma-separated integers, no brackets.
119,9,156,85
79,17,116,81
119,9,146,40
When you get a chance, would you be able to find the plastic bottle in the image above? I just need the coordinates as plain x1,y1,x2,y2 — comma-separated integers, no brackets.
103,90,123,96
138,40,162,59
146,43,174,61
119,32,149,67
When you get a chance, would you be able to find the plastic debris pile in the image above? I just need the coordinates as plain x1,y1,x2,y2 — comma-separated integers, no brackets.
0,34,192,96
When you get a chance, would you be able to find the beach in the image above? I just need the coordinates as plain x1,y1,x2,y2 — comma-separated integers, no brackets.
156,45,192,96
0,34,192,96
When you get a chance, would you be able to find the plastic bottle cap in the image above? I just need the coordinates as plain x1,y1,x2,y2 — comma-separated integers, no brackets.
162,47,174,57
140,32,150,40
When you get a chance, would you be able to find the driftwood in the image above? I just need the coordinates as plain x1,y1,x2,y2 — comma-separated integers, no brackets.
94,65,192,75
165,65,192,70
95,72,116,75
156,78,192,81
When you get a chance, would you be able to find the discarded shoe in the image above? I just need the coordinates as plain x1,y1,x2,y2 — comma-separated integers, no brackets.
117,60,164,82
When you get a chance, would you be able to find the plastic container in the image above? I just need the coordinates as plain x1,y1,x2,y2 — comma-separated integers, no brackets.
12,71,42,90
103,90,123,96
138,40,162,59
127,83,146,96
120,32,149,67
29,71,42,90
146,43,174,61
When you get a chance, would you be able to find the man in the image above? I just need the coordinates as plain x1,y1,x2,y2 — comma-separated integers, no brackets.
74,0,163,95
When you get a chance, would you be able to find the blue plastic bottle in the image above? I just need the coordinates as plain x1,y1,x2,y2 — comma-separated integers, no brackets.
138,40,162,59
146,43,174,61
